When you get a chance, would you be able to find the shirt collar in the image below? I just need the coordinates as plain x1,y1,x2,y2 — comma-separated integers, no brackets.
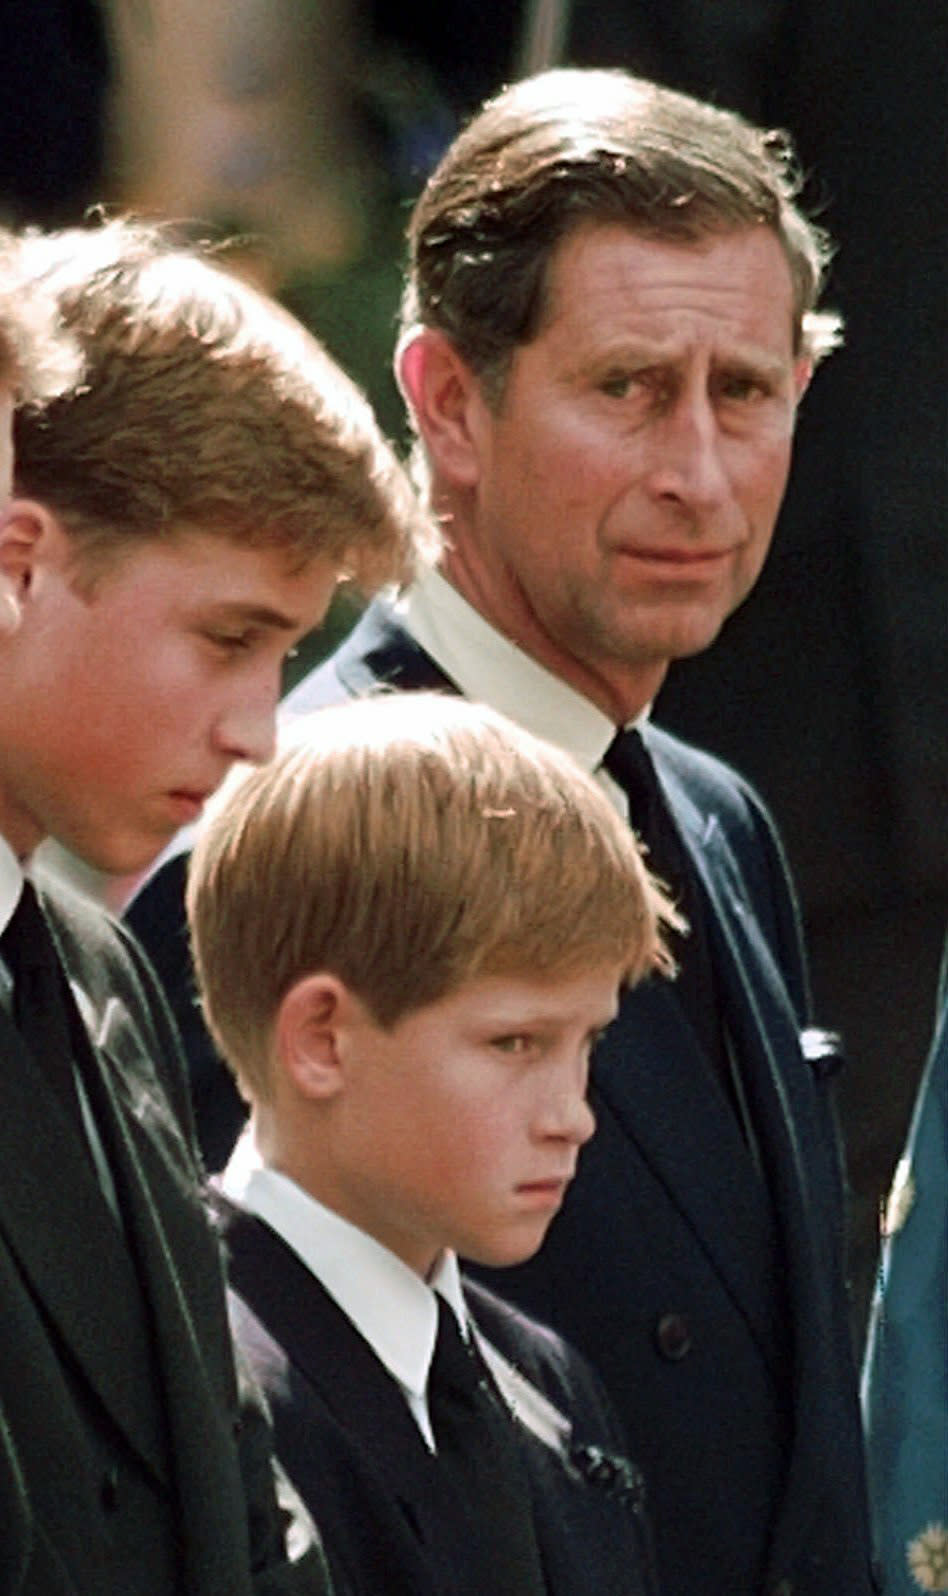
220,1153,469,1401
401,568,621,775
0,834,24,937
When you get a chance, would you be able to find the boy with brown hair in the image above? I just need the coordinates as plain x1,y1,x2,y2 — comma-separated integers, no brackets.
0,215,429,1593
188,690,680,1596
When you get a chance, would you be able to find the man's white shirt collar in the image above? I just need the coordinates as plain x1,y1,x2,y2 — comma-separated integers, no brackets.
401,569,647,815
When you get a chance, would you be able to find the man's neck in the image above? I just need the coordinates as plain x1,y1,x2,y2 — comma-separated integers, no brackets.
438,548,667,725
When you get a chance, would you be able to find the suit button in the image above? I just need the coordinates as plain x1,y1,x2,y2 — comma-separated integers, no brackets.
100,1467,119,1512
654,1313,692,1360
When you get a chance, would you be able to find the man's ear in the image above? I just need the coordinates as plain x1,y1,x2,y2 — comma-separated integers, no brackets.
395,326,485,489
792,356,813,409
0,499,67,601
274,973,352,1101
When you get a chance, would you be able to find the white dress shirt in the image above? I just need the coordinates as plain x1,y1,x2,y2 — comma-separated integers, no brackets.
221,1154,470,1449
221,1142,572,1456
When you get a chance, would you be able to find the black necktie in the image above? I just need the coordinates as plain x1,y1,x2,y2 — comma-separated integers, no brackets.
601,727,729,1082
1,880,87,1136
428,1296,547,1596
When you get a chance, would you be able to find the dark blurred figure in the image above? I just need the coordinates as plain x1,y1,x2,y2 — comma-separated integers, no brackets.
0,0,111,224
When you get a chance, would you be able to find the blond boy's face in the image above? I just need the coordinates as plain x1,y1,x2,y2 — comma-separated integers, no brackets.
317,968,620,1277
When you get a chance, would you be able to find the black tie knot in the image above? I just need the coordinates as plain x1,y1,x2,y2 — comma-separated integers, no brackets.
601,726,660,810
429,1296,485,1412
1,881,63,1010
601,727,685,900
1,880,86,1133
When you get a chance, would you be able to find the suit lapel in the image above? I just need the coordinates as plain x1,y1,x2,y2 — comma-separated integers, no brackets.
660,754,821,1256
86,1027,262,1592
223,1210,439,1529
649,748,840,1384
0,1004,170,1485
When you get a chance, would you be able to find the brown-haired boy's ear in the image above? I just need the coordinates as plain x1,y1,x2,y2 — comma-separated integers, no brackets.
395,326,483,490
0,499,67,603
274,973,350,1100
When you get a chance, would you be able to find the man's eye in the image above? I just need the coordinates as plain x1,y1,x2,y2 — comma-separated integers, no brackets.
599,370,645,399
718,374,767,402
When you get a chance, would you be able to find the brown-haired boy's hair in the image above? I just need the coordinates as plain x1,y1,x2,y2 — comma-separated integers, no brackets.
11,215,436,588
401,67,841,409
187,692,681,1102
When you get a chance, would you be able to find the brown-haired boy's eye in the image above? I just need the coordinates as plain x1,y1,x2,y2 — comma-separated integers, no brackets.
492,1034,532,1055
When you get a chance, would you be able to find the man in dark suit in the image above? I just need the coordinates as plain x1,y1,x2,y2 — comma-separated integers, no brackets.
186,690,678,1595
131,70,879,1592
0,216,424,1591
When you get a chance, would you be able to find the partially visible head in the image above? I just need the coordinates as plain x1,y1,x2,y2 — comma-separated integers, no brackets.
400,67,840,403
0,226,84,411
188,691,678,1104
0,216,435,871
0,222,83,515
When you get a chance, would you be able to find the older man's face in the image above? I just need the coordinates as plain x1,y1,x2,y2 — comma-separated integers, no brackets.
447,222,810,719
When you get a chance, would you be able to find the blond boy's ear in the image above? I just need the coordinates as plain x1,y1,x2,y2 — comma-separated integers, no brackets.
395,325,485,491
274,973,350,1100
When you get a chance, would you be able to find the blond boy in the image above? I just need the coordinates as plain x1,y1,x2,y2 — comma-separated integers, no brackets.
188,691,679,1596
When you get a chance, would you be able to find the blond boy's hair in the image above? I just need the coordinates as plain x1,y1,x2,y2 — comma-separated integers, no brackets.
187,692,681,1103
11,216,436,589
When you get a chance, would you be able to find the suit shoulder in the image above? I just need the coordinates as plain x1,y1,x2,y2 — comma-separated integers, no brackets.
646,721,770,818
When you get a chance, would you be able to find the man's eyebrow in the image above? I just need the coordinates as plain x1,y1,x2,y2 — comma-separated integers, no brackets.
714,341,792,380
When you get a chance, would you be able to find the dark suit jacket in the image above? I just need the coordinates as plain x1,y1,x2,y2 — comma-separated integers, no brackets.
130,596,879,1593
0,873,329,1595
218,1199,660,1596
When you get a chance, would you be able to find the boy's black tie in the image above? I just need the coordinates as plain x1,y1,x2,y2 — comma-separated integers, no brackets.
428,1295,547,1595
1,881,87,1136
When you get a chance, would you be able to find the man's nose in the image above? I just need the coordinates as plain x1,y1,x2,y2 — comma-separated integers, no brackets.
645,393,730,513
